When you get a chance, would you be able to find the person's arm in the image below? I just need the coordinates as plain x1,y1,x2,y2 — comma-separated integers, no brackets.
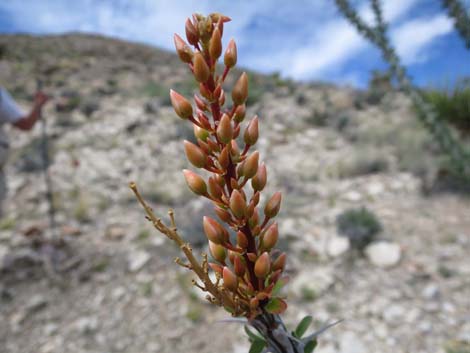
13,91,49,131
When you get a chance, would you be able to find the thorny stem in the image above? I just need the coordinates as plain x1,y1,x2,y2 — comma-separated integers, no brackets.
335,0,470,179
441,0,470,49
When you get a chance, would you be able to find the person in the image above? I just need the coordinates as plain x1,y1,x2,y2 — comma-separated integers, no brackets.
0,86,49,216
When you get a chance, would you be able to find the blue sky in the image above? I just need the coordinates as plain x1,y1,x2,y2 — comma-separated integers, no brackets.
0,0,469,87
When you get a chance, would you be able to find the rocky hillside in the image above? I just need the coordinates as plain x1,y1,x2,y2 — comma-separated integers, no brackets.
0,34,469,353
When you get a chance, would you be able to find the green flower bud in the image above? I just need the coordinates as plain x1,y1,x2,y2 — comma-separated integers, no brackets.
209,241,226,263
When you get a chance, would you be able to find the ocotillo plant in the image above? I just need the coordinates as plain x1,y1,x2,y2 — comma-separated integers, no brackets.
442,0,470,49
130,13,336,353
335,0,470,180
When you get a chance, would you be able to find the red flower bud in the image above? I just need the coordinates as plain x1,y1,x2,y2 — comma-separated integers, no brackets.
228,250,237,265
198,142,209,156
236,160,245,178
185,18,199,46
272,252,286,271
199,83,212,100
173,34,193,63
230,178,239,190
209,262,223,275
249,207,259,226
194,94,208,111
184,140,207,168
229,190,246,219
270,270,282,284
244,116,259,146
247,252,258,262
208,177,223,199
218,145,230,169
246,202,255,218
234,256,245,277
203,216,227,244
233,104,246,123
170,90,193,119
206,139,220,153
251,163,267,191
217,114,233,144
209,241,226,263
230,140,240,159
224,39,237,68
254,252,271,279
252,192,260,205
236,231,249,249
214,206,232,223
243,151,259,179
252,225,261,236
223,267,238,292
193,52,210,83
209,27,222,60
198,16,213,42
264,191,282,218
232,72,248,106
262,222,278,250
183,169,207,196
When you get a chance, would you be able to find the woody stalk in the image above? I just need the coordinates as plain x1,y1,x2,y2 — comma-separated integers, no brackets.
130,13,329,353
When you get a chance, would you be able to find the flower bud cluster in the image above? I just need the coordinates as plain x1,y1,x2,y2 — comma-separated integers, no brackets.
170,13,288,319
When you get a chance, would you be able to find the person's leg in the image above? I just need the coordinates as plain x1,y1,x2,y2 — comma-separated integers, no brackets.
0,170,6,218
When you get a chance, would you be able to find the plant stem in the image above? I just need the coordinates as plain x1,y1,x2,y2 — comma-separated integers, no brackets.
251,313,303,353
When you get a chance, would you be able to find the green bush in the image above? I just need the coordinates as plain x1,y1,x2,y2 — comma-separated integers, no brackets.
336,207,382,251
423,80,470,137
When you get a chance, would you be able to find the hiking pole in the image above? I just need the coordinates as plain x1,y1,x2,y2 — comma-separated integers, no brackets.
37,79,58,240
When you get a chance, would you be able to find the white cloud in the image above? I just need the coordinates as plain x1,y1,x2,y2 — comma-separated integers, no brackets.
392,15,453,64
258,0,421,80
285,21,364,78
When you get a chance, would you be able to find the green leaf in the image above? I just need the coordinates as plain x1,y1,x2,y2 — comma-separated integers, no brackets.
249,340,266,353
264,297,287,314
294,315,313,338
271,278,287,296
304,339,318,353
223,306,235,314
244,325,265,343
